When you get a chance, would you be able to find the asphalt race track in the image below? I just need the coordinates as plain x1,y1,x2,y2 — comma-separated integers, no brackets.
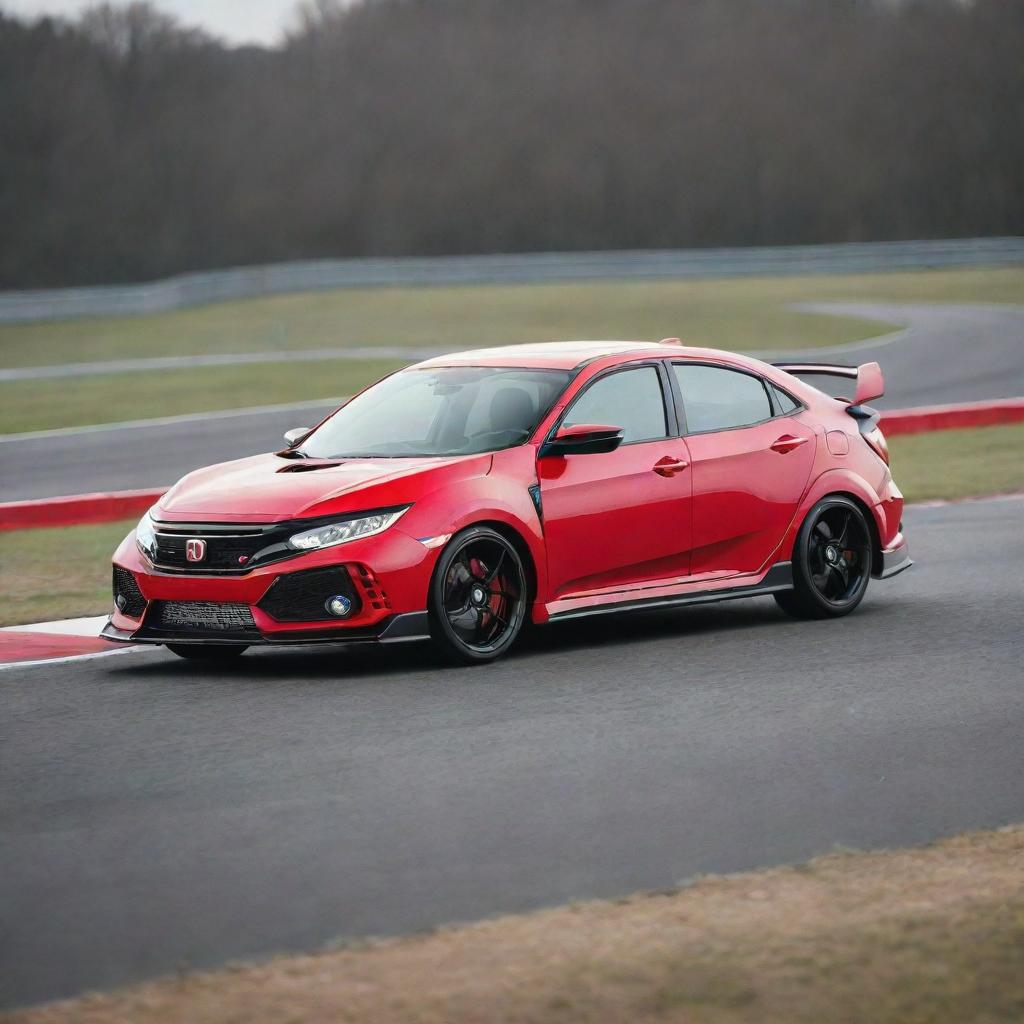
3,301,1023,501
2,496,1023,1008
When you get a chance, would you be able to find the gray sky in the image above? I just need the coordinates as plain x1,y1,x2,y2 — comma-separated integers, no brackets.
3,0,300,45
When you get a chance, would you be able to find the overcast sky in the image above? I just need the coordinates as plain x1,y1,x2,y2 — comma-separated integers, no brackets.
3,0,299,45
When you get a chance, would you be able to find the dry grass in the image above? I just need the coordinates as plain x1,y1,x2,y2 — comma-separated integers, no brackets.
8,826,1024,1024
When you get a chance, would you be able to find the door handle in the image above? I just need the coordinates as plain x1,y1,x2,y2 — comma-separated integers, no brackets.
769,435,809,455
653,456,690,477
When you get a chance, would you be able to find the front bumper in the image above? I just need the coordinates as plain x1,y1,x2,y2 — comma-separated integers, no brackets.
104,526,437,648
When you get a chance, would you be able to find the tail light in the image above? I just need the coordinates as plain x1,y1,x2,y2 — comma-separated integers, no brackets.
863,425,890,465
846,403,889,465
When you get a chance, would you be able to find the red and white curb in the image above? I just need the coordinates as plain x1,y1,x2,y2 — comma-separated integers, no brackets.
0,615,137,671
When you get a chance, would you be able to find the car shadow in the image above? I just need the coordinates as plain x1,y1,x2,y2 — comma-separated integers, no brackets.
107,593,891,687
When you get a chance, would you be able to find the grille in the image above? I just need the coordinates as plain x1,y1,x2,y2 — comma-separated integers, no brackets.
150,601,257,634
151,529,275,573
112,566,147,618
258,566,361,622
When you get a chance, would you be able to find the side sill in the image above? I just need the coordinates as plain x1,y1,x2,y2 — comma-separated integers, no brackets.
547,562,793,624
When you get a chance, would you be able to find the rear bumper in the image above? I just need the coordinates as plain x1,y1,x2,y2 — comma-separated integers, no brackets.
878,535,913,579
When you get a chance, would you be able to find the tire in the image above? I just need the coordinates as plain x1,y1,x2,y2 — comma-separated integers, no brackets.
165,644,248,660
774,496,873,620
428,526,529,664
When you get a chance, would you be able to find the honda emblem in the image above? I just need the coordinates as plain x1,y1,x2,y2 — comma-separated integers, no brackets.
185,539,207,563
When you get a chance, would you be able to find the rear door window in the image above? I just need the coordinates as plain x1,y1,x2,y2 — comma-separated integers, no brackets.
673,364,772,433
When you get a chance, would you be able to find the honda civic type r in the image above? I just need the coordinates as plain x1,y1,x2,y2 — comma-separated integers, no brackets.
104,340,911,664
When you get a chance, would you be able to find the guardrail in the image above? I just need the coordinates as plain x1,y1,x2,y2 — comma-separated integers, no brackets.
2,397,1021,531
2,237,1022,324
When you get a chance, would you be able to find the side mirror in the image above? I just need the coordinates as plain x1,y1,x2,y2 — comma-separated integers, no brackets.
283,427,310,448
540,423,624,457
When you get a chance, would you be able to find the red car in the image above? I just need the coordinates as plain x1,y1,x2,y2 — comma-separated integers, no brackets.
104,341,910,664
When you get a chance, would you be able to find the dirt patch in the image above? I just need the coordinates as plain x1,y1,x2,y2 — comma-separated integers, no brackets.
8,825,1024,1024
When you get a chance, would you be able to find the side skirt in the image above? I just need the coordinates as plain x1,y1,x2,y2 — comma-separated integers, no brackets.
547,562,793,624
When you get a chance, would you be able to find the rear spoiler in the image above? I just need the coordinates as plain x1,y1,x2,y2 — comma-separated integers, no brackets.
772,360,885,405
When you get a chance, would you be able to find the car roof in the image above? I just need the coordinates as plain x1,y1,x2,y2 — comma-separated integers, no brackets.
413,339,775,374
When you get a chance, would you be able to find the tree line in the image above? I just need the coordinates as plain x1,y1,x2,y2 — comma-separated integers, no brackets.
1,0,1022,288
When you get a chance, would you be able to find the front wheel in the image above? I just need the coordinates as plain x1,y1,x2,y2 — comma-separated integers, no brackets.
429,526,529,664
166,644,248,661
775,496,873,620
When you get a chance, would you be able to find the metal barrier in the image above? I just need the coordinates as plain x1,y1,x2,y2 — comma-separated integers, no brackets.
2,237,1022,324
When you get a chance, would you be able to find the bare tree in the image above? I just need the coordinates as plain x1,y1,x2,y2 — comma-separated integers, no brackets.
1,0,1021,287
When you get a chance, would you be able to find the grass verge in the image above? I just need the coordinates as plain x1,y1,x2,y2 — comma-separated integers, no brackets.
0,518,135,626
7,825,1023,1024
2,423,1021,628
888,421,1024,503
2,267,1022,370
3,267,1022,432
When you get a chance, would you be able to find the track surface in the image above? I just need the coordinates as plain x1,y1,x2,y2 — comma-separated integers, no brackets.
3,301,1023,501
2,497,1022,1009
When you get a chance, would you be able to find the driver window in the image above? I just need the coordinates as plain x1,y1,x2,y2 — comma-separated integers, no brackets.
564,366,668,443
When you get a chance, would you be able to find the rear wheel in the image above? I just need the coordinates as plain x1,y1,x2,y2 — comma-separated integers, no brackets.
775,497,873,620
429,526,528,664
166,644,248,661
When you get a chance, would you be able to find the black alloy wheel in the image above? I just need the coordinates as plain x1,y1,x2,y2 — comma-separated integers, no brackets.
775,496,873,619
429,526,528,663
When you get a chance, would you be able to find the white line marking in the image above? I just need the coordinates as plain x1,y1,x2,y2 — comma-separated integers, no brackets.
754,326,910,359
1,615,109,636
0,346,443,382
0,646,142,672
0,397,348,443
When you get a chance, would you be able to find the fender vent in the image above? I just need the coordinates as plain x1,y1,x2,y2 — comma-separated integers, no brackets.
352,564,393,613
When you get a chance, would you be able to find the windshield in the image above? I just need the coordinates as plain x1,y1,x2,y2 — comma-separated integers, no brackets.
299,366,572,459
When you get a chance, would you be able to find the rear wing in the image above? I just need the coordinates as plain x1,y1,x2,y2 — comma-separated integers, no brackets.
772,361,885,405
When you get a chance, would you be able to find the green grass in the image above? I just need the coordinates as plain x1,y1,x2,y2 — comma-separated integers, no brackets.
1,357,404,434
0,518,135,626
3,267,1022,432
2,422,1020,628
3,266,1022,370
889,421,1024,503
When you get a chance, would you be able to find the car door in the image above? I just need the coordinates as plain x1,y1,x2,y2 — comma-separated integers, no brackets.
539,362,693,598
671,362,815,578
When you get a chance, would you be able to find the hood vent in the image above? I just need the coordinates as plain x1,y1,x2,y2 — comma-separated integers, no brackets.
276,461,345,473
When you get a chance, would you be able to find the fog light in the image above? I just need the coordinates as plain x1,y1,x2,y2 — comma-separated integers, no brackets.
115,594,127,611
326,594,353,618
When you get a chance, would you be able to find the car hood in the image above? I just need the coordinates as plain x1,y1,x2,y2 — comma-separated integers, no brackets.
155,452,491,522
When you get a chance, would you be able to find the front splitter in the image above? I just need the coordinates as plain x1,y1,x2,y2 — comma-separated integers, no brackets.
100,611,430,648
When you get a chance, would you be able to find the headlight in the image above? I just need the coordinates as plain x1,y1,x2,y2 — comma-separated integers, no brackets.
135,510,158,559
287,507,410,551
